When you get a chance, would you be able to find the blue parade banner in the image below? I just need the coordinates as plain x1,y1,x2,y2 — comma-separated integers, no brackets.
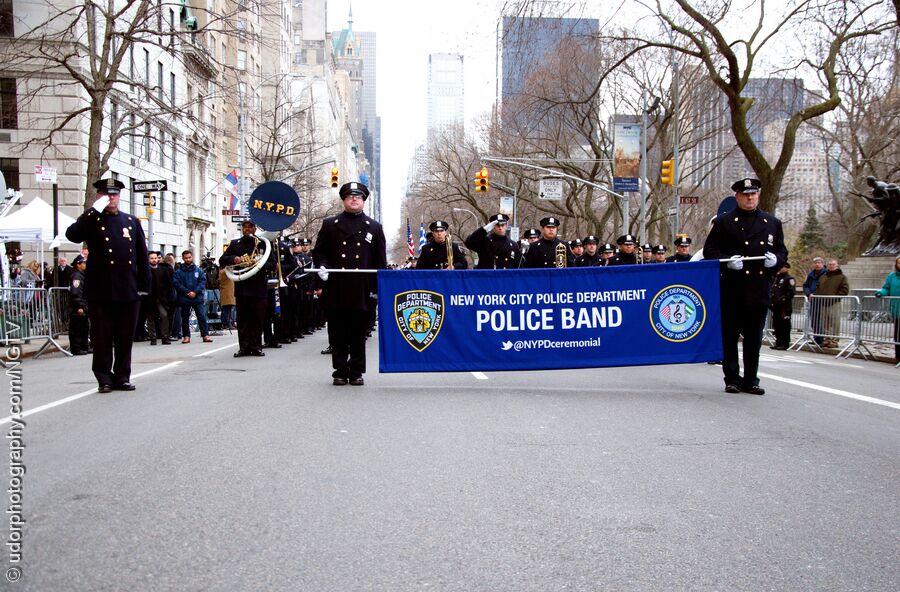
378,261,723,373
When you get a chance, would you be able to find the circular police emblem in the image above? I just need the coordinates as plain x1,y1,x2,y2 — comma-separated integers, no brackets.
649,285,706,343
394,290,444,352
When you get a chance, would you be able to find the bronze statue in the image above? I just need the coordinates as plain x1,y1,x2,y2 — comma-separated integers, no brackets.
857,176,900,256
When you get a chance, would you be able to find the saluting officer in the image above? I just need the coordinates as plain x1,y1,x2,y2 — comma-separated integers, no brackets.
65,178,151,393
704,177,787,395
577,235,602,267
666,236,693,262
464,213,521,269
522,217,575,268
416,221,468,269
312,182,387,386
608,234,639,265
219,220,273,357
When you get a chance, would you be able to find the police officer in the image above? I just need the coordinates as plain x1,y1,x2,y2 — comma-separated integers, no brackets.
608,234,639,265
569,238,584,261
464,213,521,269
417,221,468,269
666,236,693,262
652,244,668,263
65,178,151,392
703,177,787,395
600,243,616,266
295,238,316,335
68,254,90,355
522,217,575,268
577,236,602,267
312,182,387,386
219,220,273,357
641,243,653,264
769,262,795,350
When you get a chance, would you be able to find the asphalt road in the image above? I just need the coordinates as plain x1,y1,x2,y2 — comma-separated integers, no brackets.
2,329,898,591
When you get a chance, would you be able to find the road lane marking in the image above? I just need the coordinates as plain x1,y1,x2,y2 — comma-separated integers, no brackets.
758,372,900,410
192,342,238,357
0,361,183,425
471,372,488,380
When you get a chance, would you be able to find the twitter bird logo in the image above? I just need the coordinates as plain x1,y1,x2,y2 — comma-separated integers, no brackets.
501,341,513,351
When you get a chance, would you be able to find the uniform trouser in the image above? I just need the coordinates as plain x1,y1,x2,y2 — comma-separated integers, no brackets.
89,300,140,386
69,312,90,352
326,308,369,379
146,300,170,341
772,305,792,347
181,300,209,337
721,302,767,387
236,297,266,353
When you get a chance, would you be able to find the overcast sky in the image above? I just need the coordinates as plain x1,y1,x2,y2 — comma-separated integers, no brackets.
326,0,502,243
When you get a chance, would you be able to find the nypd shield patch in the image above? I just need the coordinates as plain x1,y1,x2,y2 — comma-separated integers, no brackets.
394,290,444,352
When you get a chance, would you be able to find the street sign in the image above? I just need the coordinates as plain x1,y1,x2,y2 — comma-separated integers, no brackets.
538,178,564,200
142,195,157,207
679,195,699,205
34,165,57,184
667,206,678,216
509,226,519,243
132,179,168,193
222,209,241,216
231,215,250,223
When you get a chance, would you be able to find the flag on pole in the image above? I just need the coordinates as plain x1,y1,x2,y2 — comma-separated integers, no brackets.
223,170,240,209
406,219,415,258
418,222,426,255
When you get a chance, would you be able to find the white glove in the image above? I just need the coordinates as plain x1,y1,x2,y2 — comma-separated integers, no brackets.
317,266,329,281
483,219,498,233
727,255,743,270
764,252,777,268
92,195,110,213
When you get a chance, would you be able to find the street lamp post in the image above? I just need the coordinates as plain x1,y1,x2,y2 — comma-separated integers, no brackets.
640,92,660,247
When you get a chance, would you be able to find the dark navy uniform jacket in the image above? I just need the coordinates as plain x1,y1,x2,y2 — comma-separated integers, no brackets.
576,252,602,267
607,251,638,266
464,228,521,269
522,237,575,268
665,253,692,263
312,210,387,311
416,240,468,270
65,208,150,302
703,207,788,306
219,235,274,299
69,270,88,313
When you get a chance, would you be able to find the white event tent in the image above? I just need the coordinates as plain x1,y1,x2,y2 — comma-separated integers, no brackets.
0,197,80,286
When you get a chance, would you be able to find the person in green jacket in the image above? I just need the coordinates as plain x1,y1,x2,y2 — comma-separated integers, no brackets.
874,255,900,361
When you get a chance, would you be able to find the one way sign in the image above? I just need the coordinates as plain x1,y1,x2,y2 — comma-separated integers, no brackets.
132,179,168,193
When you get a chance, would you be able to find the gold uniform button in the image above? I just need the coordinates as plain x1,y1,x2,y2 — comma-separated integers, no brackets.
105,237,110,241
101,226,106,230
355,255,360,259
342,241,346,245
760,241,764,245
357,242,361,246
341,254,346,258
745,241,749,245
745,270,750,275
108,248,113,253
128,260,131,264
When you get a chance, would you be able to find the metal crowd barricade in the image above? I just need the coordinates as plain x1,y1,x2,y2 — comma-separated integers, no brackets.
0,286,71,358
47,286,71,337
791,295,871,359
763,294,807,347
857,296,899,364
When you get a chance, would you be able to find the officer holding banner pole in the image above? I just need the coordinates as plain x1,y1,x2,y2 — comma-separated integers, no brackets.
703,178,787,395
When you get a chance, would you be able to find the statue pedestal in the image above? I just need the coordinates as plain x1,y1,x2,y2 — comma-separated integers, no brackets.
841,255,897,290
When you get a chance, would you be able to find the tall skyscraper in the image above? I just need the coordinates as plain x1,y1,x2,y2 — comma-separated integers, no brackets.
356,31,381,196
426,53,465,143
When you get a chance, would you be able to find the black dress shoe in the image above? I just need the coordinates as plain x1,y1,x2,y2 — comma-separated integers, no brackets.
740,385,765,395
250,349,266,356
724,384,741,394
97,384,113,393
162,339,172,345
333,377,349,386
264,342,282,349
233,350,249,358
150,340,157,345
72,350,89,356
321,346,333,355
112,382,136,391
349,377,365,386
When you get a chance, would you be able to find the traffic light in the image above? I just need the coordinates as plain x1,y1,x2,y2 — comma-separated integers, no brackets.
330,167,339,188
660,160,675,186
474,167,489,192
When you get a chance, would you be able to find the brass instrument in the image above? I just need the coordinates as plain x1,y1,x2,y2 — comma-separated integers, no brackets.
555,243,567,268
225,234,272,282
446,233,454,270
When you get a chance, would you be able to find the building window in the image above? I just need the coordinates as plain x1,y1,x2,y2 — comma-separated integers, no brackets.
129,46,135,79
169,9,175,48
144,123,151,159
0,0,14,37
237,49,246,70
0,158,19,191
157,61,163,102
170,72,175,106
171,137,177,172
129,114,136,154
0,78,17,129
144,48,150,83
159,130,166,166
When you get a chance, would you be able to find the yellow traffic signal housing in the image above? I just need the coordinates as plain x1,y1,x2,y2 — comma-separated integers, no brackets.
330,167,339,188
474,167,489,192
660,160,675,186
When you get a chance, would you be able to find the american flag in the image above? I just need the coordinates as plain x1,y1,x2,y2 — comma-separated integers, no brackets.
418,222,426,255
406,219,415,258
661,300,694,322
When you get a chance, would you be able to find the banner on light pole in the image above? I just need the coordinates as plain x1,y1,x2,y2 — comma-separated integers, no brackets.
612,123,640,193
